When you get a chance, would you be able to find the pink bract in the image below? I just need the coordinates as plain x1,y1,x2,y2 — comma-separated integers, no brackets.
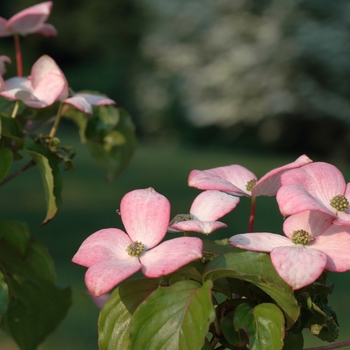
229,210,350,289
188,155,312,197
72,188,203,296
276,162,350,224
0,55,115,111
168,190,239,234
0,2,57,37
0,56,11,75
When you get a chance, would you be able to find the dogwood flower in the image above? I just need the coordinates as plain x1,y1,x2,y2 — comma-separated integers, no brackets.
72,188,203,296
168,190,239,234
229,210,350,289
0,2,57,37
0,55,115,112
276,162,350,225
0,56,11,75
188,155,312,197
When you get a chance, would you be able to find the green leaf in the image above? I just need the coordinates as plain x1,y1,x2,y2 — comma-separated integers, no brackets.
203,250,300,328
0,269,9,316
0,147,13,182
0,113,20,138
234,302,285,350
0,239,71,350
129,280,215,350
0,219,30,257
23,141,62,225
85,106,136,182
283,331,304,350
220,311,248,347
98,278,159,350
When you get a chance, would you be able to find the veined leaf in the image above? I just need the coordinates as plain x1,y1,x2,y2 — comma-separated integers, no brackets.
203,250,300,328
98,278,159,350
129,280,215,350
23,141,62,225
0,219,30,257
234,302,285,350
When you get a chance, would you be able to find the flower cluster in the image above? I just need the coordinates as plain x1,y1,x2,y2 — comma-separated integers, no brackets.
73,154,350,296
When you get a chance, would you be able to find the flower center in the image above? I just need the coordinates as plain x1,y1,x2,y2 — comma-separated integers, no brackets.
291,230,312,245
169,213,195,225
126,241,144,257
246,178,257,192
330,194,349,212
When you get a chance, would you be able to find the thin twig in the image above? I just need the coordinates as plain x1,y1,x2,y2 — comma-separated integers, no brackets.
0,159,36,187
304,339,350,350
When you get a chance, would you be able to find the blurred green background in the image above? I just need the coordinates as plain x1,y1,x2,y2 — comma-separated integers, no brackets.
1,0,350,348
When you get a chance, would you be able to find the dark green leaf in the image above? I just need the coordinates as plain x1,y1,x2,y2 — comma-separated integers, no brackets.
129,280,215,350
234,302,284,350
0,113,20,138
0,219,30,257
203,250,300,328
98,278,159,350
0,147,13,182
283,331,303,350
86,107,136,182
0,239,71,350
0,269,9,316
23,141,62,225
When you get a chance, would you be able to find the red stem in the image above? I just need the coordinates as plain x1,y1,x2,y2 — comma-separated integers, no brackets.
14,34,23,77
248,196,256,232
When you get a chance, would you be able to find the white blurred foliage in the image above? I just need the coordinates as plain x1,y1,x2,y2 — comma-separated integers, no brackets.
135,0,350,130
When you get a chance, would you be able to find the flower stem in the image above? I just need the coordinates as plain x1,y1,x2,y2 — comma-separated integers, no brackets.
11,100,20,118
14,34,23,77
248,196,256,232
49,102,64,138
0,159,36,187
304,339,350,350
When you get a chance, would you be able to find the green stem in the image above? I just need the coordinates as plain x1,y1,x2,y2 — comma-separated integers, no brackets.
304,339,350,350
14,34,23,77
11,100,20,118
49,102,64,138
248,196,256,232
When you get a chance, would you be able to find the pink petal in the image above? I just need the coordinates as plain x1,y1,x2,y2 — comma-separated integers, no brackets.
7,1,54,36
0,55,11,75
311,226,350,272
0,17,11,37
140,237,203,278
63,95,92,114
31,72,66,106
278,162,347,216
271,246,327,290
276,185,336,217
283,210,334,239
170,220,227,235
74,93,115,106
31,22,57,37
252,154,312,197
229,232,292,252
85,259,141,296
72,228,132,267
31,55,69,99
121,188,171,249
190,190,239,221
189,165,256,196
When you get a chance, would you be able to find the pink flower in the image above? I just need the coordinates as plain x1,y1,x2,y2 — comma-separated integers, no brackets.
72,188,203,296
0,55,115,112
0,2,57,37
276,162,350,225
168,190,239,234
0,56,11,75
229,210,350,290
188,155,312,197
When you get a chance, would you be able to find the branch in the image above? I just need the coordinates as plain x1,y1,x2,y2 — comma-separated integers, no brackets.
0,159,36,187
304,339,350,350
